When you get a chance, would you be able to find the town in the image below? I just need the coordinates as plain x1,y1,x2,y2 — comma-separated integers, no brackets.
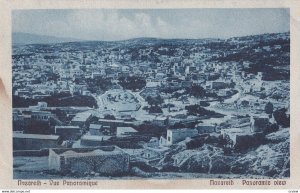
12,32,290,179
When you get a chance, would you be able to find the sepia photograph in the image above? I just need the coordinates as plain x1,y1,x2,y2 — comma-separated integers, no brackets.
11,8,291,180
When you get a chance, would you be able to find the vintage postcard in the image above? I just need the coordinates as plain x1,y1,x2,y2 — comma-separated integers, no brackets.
0,0,300,190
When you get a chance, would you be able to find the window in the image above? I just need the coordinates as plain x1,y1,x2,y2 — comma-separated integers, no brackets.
168,136,171,141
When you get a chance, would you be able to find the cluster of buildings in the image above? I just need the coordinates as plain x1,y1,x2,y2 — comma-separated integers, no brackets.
12,37,263,99
12,32,289,177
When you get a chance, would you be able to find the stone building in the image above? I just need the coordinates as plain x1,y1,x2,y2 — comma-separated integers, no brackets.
71,112,92,127
31,111,53,121
80,135,112,147
89,124,103,135
138,147,168,164
13,133,61,150
195,123,216,134
220,128,250,145
48,146,130,175
166,128,198,146
153,116,168,126
116,127,138,137
97,119,132,129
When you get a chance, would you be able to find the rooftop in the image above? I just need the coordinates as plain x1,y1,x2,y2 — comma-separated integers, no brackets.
72,112,92,122
13,133,59,140
117,127,138,134
55,126,80,129
81,134,112,141
195,123,215,127
221,128,249,134
98,118,129,123
144,146,169,152
89,124,103,130
50,146,125,157
154,116,167,121
168,128,197,133
31,111,52,114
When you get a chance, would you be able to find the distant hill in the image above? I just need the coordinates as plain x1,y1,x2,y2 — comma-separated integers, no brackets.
12,32,84,45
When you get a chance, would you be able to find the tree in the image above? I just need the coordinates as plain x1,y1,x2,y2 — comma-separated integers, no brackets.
264,102,274,115
185,104,222,117
273,108,290,127
148,106,163,114
146,95,164,107
86,77,113,93
104,114,116,120
229,82,236,88
186,85,206,98
241,100,249,107
135,123,164,137
118,76,146,91
264,123,279,134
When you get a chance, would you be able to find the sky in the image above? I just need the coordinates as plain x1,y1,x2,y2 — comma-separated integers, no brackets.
12,9,290,41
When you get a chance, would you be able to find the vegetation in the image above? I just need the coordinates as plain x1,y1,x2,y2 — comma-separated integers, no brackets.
273,108,290,128
104,114,116,120
185,85,206,98
241,100,250,107
118,76,146,91
13,94,98,108
264,123,279,134
185,105,223,117
86,77,113,93
265,102,274,115
234,133,266,152
135,123,164,137
146,95,164,107
149,106,163,114
213,37,290,81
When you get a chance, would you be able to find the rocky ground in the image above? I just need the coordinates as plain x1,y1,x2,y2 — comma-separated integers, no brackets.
154,128,289,179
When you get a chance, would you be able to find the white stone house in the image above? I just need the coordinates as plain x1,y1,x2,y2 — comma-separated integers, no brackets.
166,128,198,146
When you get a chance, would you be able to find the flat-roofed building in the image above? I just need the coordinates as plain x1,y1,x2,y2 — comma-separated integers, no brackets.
220,128,250,145
166,128,198,146
31,111,53,121
97,118,132,129
153,116,168,126
48,146,130,175
37,102,48,108
13,133,60,150
71,112,92,127
80,135,112,147
139,147,168,164
195,123,216,134
89,124,103,135
116,127,138,137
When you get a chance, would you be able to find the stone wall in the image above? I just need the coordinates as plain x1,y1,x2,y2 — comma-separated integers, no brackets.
64,154,129,175
48,147,130,176
13,138,59,150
